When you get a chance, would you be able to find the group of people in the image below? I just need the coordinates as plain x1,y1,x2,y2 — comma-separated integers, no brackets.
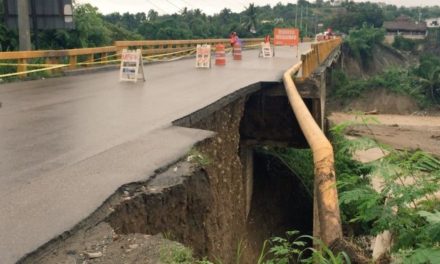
229,32,271,47
229,32,240,47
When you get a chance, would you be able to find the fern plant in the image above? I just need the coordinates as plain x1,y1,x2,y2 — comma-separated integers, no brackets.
331,118,440,263
258,231,351,264
257,147,314,197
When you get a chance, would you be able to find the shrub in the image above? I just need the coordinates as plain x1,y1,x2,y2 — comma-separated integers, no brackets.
392,36,417,52
345,25,385,66
330,68,428,106
331,120,440,262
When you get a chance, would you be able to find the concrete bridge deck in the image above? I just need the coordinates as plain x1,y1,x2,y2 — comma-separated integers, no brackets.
0,44,310,263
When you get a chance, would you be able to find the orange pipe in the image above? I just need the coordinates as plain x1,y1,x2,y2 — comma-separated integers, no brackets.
283,62,342,245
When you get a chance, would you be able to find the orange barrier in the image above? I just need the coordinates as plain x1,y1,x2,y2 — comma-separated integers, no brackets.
215,44,226,66
233,43,242,60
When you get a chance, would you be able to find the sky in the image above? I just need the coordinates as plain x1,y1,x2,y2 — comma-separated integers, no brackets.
76,0,440,15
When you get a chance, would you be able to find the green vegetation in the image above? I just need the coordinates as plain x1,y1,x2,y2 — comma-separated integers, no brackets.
331,68,427,105
331,53,440,106
329,2,384,33
258,230,350,264
160,244,194,264
256,116,440,263
331,119,440,263
187,148,211,167
345,26,385,65
258,147,314,197
414,55,440,104
160,243,214,264
392,36,418,52
159,242,217,264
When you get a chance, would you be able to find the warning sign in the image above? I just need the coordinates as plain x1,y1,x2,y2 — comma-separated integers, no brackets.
260,42,273,58
273,28,300,46
119,49,145,83
195,44,211,68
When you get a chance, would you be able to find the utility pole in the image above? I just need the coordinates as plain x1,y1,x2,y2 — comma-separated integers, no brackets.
31,0,39,49
18,0,31,50
295,4,298,28
314,14,317,35
300,5,303,31
305,4,308,37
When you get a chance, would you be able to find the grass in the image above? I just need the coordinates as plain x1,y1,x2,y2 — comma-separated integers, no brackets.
257,230,351,264
187,148,211,167
160,244,194,264
160,243,215,264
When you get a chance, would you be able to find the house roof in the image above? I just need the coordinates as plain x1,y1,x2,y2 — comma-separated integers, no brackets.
383,15,427,32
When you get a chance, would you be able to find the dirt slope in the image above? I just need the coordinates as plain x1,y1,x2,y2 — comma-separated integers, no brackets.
329,113,440,157
327,88,421,115
341,43,410,78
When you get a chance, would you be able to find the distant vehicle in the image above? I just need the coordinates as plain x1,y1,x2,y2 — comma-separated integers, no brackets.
315,28,334,41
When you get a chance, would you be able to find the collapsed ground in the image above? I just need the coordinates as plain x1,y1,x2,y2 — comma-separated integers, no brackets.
20,84,313,264
19,36,440,264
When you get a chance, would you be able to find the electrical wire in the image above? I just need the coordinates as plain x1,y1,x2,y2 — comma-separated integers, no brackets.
177,0,194,9
145,0,168,14
163,0,182,12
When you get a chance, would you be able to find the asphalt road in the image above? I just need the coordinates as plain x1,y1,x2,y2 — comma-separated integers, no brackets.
0,44,310,263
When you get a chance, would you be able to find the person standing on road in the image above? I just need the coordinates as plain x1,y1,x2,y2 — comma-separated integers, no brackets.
264,34,271,44
230,32,238,47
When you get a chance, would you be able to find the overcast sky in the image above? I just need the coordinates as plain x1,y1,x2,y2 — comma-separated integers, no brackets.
76,0,440,15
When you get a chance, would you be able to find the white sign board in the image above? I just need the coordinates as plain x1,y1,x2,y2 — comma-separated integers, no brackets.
195,44,211,68
426,18,440,28
120,49,145,82
260,42,273,58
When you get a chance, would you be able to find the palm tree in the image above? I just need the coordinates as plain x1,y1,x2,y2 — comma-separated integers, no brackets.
415,57,440,104
243,4,257,34
418,67,440,104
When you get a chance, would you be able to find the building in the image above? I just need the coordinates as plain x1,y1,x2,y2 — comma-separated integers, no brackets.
426,18,440,28
330,0,343,6
383,15,428,44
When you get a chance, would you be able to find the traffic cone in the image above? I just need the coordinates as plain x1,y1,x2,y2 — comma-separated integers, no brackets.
215,44,226,66
233,43,242,60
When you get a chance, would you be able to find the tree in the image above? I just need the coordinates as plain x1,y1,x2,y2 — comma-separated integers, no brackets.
0,0,18,51
315,0,324,7
415,55,440,104
328,2,384,32
243,3,258,34
147,10,159,22
72,4,111,47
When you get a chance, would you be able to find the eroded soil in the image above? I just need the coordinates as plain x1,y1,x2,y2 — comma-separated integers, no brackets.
329,112,440,157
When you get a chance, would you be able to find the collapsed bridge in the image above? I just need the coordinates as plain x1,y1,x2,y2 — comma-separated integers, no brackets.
0,38,342,263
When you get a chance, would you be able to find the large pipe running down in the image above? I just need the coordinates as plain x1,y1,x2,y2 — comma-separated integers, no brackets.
282,62,343,246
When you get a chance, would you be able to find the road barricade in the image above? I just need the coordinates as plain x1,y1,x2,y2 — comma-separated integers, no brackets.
233,43,242,60
260,42,273,58
215,44,226,66
195,44,211,68
119,49,145,82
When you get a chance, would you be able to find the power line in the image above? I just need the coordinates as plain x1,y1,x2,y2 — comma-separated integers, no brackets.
177,0,194,9
145,0,167,14
163,0,182,11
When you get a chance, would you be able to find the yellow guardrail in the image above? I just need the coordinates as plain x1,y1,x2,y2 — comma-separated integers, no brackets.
301,38,342,78
0,38,264,79
284,39,343,246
